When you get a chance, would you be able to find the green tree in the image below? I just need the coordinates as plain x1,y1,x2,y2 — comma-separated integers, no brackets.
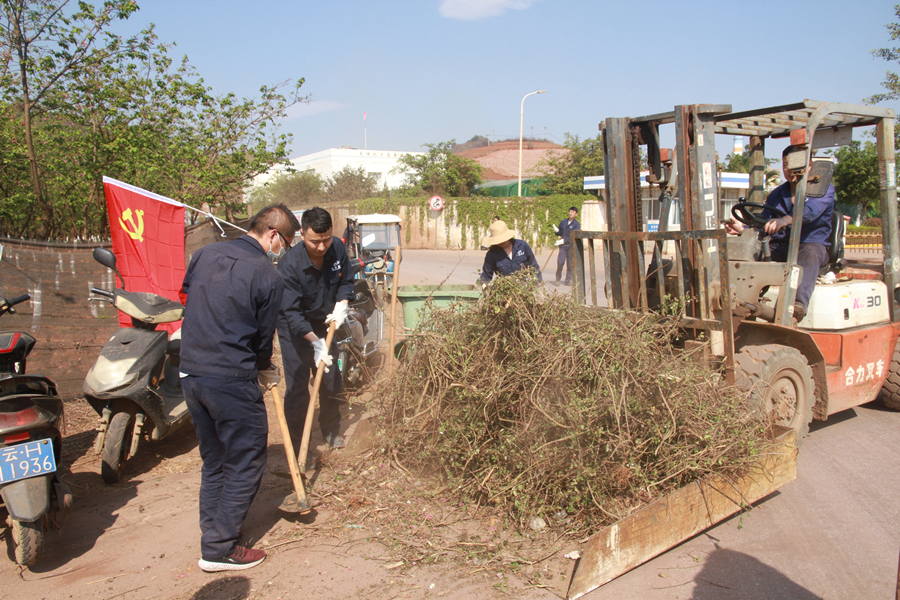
867,4,900,149
533,133,603,195
0,3,306,239
392,140,483,197
0,0,143,238
323,165,379,204
868,4,900,104
248,170,323,209
832,141,880,224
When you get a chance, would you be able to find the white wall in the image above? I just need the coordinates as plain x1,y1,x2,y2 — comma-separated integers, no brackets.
250,147,425,193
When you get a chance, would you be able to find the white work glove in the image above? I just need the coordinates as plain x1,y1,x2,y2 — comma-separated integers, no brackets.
325,301,350,329
555,238,565,246
312,339,333,373
258,365,281,390
552,223,559,234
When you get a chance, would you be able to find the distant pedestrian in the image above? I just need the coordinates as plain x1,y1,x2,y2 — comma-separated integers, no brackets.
480,220,542,283
555,207,581,285
180,204,299,572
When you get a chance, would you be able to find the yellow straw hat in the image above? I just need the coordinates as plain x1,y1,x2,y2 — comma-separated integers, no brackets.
482,220,516,247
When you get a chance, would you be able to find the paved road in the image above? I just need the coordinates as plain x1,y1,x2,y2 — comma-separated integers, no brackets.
397,248,900,599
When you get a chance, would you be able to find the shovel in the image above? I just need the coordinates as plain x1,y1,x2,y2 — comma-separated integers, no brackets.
269,383,311,514
297,321,337,475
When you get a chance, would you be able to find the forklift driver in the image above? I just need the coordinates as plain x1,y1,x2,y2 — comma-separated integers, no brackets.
724,145,834,321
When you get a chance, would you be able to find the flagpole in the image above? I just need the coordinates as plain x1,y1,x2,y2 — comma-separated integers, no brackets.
364,111,367,150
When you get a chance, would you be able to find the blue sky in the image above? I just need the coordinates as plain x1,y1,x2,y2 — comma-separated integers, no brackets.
116,0,900,163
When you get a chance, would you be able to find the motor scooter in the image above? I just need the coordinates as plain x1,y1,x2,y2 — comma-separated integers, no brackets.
84,248,190,484
336,258,383,387
0,289,73,567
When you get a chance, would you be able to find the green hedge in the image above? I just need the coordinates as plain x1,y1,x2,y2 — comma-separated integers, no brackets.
353,194,590,249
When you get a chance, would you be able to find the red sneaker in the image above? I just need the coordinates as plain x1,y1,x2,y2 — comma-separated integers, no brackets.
199,544,266,572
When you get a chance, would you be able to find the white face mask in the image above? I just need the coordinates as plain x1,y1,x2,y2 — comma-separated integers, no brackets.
267,235,285,263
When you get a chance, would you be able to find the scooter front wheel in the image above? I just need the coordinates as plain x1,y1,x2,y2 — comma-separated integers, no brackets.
10,517,43,566
102,411,134,484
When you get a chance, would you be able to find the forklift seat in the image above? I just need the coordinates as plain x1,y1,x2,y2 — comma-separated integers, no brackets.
826,210,845,265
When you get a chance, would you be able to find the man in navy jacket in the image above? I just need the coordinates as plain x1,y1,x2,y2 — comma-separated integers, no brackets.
480,220,542,283
277,207,355,451
725,146,834,320
180,204,299,572
555,207,581,285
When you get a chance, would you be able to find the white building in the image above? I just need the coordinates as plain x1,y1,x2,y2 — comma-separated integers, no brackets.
251,147,425,192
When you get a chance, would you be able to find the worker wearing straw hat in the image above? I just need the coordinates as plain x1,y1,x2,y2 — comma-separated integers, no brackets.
480,220,542,283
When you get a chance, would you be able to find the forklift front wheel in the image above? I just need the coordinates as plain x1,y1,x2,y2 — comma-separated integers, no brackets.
735,344,814,442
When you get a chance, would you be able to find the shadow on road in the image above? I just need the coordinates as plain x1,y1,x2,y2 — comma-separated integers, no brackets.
190,574,251,599
689,548,820,600
11,478,140,573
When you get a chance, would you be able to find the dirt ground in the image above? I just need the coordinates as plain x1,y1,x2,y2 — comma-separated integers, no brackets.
2,249,900,600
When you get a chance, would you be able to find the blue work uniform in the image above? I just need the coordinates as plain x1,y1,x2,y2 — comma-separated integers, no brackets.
481,238,542,282
556,217,581,284
180,234,284,561
481,239,541,282
276,237,355,450
763,182,835,309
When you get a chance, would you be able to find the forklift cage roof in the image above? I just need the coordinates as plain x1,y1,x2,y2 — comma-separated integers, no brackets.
603,99,894,139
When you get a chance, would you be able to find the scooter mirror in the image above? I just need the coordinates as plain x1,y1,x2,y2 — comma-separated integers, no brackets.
93,247,117,270
93,247,126,289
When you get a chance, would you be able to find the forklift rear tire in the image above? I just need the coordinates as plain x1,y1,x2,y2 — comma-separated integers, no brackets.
881,337,900,410
101,411,134,484
734,344,814,441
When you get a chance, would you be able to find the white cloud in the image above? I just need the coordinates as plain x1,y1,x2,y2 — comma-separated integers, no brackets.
283,99,344,120
439,0,537,21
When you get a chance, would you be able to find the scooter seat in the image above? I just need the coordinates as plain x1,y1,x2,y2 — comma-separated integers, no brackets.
350,308,367,328
167,328,181,356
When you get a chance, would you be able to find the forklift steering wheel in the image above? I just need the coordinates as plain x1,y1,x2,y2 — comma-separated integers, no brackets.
731,202,787,228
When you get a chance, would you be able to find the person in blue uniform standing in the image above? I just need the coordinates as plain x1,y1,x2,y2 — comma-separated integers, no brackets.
555,207,581,285
277,207,355,451
180,204,299,572
724,146,834,321
480,220,542,283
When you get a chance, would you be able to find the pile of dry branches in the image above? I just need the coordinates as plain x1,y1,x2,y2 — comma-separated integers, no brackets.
375,272,769,534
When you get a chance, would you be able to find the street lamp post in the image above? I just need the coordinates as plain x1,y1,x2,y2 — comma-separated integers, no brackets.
518,90,546,197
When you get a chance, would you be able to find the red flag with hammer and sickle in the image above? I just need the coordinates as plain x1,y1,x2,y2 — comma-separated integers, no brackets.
103,176,186,333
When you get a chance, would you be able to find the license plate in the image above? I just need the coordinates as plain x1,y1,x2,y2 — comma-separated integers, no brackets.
0,439,56,483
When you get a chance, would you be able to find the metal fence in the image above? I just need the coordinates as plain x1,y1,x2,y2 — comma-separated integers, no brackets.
845,233,883,254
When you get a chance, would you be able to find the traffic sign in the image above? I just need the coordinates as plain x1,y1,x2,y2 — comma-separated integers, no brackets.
429,196,444,211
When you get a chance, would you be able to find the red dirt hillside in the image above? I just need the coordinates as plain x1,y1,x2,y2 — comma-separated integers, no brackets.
456,140,566,181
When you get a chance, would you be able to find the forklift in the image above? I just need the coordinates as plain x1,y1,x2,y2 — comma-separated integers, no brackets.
573,100,900,440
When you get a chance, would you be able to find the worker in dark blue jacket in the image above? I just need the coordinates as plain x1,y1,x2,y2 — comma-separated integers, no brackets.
180,204,299,572
725,145,834,320
480,220,542,283
554,207,581,285
277,207,355,451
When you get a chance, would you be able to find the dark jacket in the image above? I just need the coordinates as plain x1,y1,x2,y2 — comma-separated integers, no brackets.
763,182,834,247
558,218,581,246
277,237,355,345
481,239,542,282
180,235,284,380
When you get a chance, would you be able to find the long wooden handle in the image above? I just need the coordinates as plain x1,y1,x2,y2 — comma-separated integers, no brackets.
269,384,307,505
541,246,557,272
297,320,337,474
